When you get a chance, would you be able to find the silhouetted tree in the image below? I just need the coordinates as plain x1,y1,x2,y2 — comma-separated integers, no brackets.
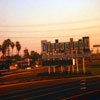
6,39,11,56
11,42,15,56
0,45,2,58
30,51,41,66
2,41,7,57
16,41,21,55
2,39,11,57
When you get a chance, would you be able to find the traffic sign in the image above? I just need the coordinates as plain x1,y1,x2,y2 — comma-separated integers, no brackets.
42,54,90,59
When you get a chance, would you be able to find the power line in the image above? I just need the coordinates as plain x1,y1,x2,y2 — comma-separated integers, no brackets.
0,25,100,33
0,34,98,39
0,18,100,27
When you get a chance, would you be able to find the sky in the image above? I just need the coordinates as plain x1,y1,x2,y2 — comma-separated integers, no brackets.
0,0,100,54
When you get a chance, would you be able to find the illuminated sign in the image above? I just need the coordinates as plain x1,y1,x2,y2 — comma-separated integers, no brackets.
42,54,90,59
42,59,75,66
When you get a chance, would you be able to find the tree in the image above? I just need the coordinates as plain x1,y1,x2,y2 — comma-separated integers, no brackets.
6,39,11,56
11,42,15,56
0,45,2,58
16,41,21,55
30,51,41,66
24,48,29,58
2,41,7,57
2,39,11,57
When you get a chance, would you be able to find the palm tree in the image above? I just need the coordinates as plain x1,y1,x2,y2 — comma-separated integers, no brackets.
0,45,2,58
5,39,11,56
2,40,7,57
2,39,11,57
11,42,15,56
16,41,21,55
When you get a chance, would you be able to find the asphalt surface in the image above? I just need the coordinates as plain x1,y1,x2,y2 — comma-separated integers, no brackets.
0,67,48,85
0,76,100,100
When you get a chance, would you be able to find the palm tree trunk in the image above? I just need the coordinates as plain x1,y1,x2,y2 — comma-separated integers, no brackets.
8,47,10,56
12,49,13,56
18,51,19,56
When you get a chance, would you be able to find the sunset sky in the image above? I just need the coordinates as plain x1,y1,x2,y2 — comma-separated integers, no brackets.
0,0,100,54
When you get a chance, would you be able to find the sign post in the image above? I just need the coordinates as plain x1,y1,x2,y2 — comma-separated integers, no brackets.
61,65,63,73
48,66,51,74
82,57,85,73
53,66,56,74
71,50,74,73
68,65,70,73
76,58,79,73
75,50,79,73
60,58,63,73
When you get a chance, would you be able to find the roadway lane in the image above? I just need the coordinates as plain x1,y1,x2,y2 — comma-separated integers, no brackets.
0,81,80,100
0,76,100,100
0,67,49,85
0,78,77,97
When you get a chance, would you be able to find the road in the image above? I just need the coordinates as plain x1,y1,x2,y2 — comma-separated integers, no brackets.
0,76,100,100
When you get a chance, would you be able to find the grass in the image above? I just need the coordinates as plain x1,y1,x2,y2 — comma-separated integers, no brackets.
10,65,100,84
1,65,100,85
86,66,100,75
1,72,91,85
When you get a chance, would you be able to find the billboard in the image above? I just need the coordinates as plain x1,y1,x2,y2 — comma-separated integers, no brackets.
42,59,74,66
83,37,90,51
59,43,65,51
65,42,70,51
78,39,83,50
74,41,78,50
55,43,59,52
41,36,90,54
51,43,55,52
93,45,100,47
70,38,74,50
47,42,51,52
41,40,47,53
42,54,90,59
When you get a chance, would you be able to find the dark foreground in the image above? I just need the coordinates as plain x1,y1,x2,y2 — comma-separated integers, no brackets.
0,75,100,100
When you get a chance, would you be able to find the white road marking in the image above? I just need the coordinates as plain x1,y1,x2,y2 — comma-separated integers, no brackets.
80,83,86,85
80,87,87,90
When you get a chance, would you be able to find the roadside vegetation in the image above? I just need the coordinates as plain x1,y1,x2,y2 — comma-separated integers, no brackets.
86,65,100,75
0,38,41,70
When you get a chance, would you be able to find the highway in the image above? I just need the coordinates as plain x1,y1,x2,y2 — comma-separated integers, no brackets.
0,67,49,85
0,76,100,100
